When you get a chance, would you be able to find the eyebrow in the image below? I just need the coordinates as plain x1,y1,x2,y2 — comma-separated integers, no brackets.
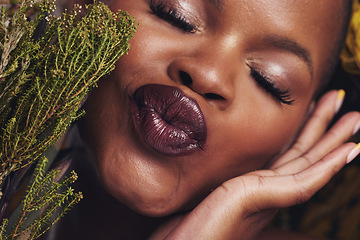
262,35,313,77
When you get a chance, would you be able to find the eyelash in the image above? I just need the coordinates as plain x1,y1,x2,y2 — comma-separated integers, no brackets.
149,1,293,105
149,0,197,33
249,68,295,105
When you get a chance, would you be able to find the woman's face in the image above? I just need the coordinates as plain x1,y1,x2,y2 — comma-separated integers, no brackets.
79,0,345,216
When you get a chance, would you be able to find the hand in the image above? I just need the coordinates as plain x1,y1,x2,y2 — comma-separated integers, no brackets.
150,90,360,240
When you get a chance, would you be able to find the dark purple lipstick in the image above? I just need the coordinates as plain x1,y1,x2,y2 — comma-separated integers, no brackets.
130,84,207,156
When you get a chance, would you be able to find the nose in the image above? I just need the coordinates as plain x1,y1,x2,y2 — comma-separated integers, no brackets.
167,39,239,110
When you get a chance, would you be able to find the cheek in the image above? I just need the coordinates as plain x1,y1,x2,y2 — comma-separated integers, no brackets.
113,29,165,88
247,112,303,158
251,114,301,158
114,15,195,89
210,104,307,173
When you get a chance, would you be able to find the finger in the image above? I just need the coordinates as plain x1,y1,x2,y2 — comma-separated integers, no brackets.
274,111,360,174
162,143,360,240
246,143,358,212
271,90,344,169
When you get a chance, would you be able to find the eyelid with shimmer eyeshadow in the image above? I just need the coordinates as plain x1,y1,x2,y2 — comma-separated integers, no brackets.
248,64,295,105
149,0,199,33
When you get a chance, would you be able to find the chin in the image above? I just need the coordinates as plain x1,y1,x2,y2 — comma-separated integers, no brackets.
97,161,189,217
108,183,190,217
128,196,184,217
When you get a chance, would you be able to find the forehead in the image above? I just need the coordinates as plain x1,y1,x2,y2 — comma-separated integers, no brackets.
220,0,344,84
173,0,344,78
216,0,343,25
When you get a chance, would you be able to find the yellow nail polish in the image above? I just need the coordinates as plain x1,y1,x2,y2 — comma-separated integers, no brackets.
335,89,345,113
347,143,360,164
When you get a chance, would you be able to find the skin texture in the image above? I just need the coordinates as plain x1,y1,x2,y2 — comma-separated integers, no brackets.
69,0,360,239
81,0,344,213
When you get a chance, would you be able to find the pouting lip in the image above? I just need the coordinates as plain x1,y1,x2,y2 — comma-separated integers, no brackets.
130,84,207,156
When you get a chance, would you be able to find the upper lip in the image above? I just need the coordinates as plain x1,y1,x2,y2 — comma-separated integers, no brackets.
130,84,207,156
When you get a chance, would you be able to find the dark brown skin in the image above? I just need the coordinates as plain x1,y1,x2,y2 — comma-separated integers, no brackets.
62,0,360,239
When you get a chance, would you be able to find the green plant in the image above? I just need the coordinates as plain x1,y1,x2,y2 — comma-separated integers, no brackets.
0,0,137,238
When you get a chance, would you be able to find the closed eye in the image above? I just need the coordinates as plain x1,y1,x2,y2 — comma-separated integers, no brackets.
250,68,295,105
149,0,197,33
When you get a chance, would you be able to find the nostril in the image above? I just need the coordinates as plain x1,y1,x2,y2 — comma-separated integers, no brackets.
204,93,225,100
179,71,192,86
179,71,225,101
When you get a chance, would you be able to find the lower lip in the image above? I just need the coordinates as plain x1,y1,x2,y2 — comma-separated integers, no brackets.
130,84,207,156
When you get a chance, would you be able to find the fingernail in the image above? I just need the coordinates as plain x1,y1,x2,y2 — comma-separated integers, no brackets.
347,143,360,164
353,121,360,135
335,89,345,113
